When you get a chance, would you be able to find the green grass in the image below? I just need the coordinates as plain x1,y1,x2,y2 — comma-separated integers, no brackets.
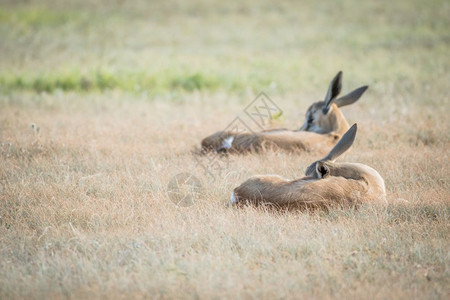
0,70,227,94
0,0,449,95
0,7,83,28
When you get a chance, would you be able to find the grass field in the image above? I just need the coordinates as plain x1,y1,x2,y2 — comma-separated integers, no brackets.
1,0,449,299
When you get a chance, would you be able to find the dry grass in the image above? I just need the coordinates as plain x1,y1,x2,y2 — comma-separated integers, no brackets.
1,92,448,299
1,0,450,299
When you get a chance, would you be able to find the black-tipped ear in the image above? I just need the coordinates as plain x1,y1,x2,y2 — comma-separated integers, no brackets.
335,86,368,107
323,71,343,114
316,162,330,178
323,123,357,161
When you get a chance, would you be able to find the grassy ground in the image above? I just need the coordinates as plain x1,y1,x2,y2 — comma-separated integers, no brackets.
1,0,449,299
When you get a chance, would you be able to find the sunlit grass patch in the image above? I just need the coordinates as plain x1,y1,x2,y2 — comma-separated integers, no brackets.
0,6,85,28
0,70,220,94
0,69,280,94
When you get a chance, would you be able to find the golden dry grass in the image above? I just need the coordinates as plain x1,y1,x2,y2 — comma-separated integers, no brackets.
1,0,450,299
1,91,449,299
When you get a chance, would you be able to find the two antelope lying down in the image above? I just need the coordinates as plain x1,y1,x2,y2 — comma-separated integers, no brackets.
230,124,386,209
201,71,368,154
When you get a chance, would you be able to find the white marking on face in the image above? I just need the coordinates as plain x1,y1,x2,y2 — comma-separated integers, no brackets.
230,191,237,204
221,136,235,149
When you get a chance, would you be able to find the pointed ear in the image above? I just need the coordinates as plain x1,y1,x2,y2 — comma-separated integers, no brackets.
323,123,357,161
335,86,368,107
322,71,343,114
316,162,330,178
299,120,308,131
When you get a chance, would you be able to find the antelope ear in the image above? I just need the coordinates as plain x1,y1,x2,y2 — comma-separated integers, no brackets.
316,162,330,178
305,160,317,176
323,123,357,161
335,86,368,107
322,71,343,114
299,121,308,131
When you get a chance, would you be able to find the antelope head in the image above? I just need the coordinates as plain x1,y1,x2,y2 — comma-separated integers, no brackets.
305,123,386,202
305,123,358,178
300,71,368,136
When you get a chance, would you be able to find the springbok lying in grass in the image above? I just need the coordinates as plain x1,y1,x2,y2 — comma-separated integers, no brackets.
201,71,368,154
230,124,386,209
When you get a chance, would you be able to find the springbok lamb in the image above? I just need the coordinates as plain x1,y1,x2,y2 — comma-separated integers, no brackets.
230,124,386,209
201,71,368,154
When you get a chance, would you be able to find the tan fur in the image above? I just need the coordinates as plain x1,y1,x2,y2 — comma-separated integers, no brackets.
231,124,386,209
233,175,370,209
201,103,347,153
201,72,367,154
301,102,349,135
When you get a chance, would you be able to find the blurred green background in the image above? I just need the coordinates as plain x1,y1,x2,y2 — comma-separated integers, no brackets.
0,0,448,102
